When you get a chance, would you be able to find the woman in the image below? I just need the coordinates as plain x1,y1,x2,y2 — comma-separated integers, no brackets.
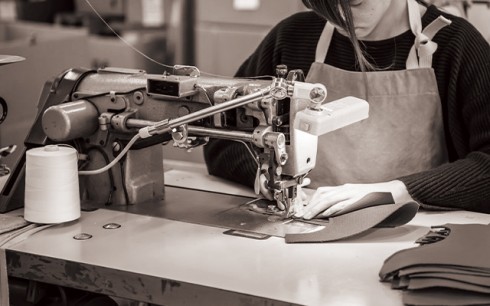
204,0,490,218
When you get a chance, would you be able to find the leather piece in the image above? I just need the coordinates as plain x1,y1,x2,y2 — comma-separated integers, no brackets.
379,223,490,305
402,288,490,306
379,224,490,280
285,201,419,243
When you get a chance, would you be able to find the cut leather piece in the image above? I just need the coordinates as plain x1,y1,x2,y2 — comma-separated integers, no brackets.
402,288,490,306
407,277,490,293
399,266,490,278
285,201,419,243
409,272,490,288
379,224,490,281
380,223,490,304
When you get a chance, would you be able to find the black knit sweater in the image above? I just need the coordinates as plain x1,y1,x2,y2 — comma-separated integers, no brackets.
203,5,490,213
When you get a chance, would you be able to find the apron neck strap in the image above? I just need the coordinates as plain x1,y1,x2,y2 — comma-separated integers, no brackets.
314,0,451,69
408,0,423,37
315,21,335,63
314,0,424,64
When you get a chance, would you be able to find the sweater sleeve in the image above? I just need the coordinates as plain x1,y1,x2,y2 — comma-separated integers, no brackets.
203,139,257,187
399,16,490,213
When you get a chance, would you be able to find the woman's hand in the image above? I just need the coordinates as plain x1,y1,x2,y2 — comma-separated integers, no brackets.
297,180,414,220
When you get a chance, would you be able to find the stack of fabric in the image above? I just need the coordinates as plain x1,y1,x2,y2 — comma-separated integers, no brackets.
379,223,490,306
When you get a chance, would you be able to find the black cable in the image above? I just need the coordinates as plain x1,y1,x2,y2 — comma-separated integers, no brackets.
81,146,116,206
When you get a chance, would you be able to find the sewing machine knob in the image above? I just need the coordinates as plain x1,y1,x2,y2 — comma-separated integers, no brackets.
287,69,305,82
42,100,99,141
279,153,288,165
273,117,283,126
133,91,145,105
310,87,327,104
271,87,288,100
171,125,188,144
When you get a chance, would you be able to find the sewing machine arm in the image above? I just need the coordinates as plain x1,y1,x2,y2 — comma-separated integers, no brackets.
0,66,369,217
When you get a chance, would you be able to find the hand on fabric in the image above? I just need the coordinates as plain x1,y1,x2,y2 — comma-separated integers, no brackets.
290,178,311,215
296,180,414,220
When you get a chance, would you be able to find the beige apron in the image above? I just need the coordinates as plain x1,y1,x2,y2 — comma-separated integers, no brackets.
305,0,451,188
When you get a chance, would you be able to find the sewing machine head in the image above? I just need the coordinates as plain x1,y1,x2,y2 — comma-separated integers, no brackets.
0,65,368,216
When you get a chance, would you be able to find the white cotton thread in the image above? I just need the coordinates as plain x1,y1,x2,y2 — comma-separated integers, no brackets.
24,145,80,224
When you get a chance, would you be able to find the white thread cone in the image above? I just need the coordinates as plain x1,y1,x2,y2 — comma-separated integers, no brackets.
24,145,80,224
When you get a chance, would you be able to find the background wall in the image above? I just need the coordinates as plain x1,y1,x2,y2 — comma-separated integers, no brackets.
466,1,490,42
195,0,305,76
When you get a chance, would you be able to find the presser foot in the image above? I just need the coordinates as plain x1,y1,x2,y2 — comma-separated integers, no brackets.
241,198,303,220
241,198,290,219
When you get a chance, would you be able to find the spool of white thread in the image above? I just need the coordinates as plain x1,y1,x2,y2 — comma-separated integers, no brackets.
24,145,80,224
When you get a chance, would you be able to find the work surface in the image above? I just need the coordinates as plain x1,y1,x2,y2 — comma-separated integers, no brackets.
4,176,490,305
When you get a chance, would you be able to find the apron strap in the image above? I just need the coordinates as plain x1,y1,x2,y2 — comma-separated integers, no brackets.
315,21,335,63
406,0,452,69
315,0,451,69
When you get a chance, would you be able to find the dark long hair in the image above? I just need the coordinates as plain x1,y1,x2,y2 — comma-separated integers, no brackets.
302,0,429,71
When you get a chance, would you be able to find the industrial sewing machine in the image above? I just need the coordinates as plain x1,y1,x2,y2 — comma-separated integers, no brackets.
0,65,368,217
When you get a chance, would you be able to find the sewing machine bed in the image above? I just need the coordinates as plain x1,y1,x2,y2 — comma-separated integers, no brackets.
98,186,325,239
